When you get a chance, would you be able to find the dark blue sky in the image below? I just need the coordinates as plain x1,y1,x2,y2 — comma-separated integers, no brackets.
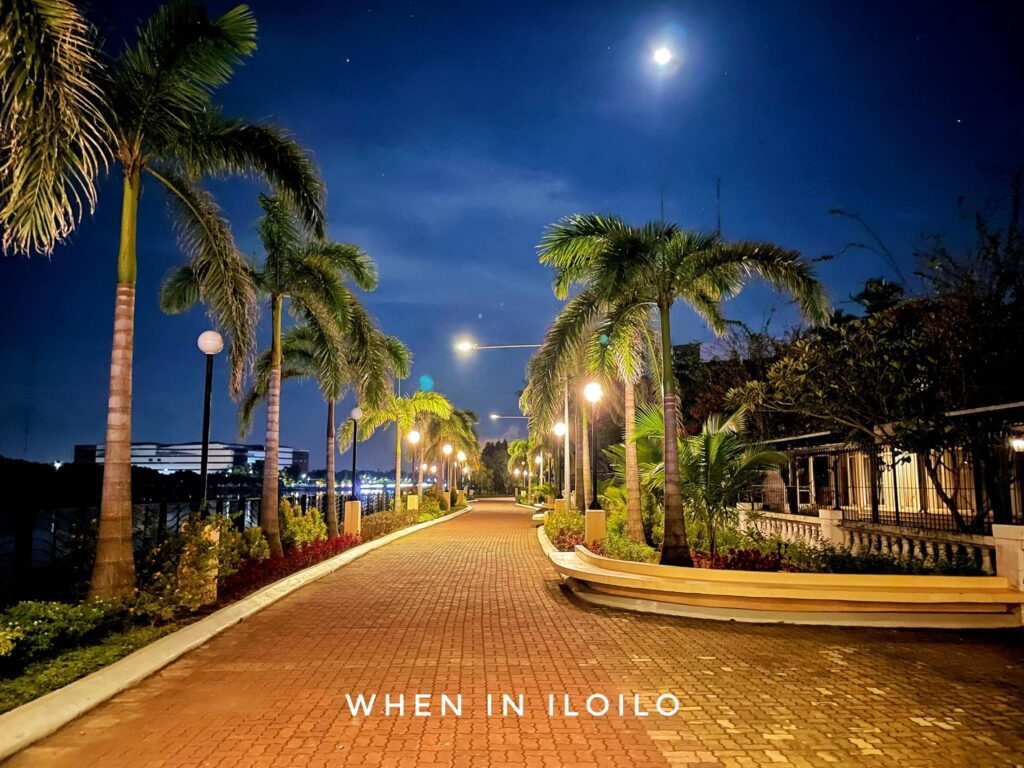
1,1,1022,470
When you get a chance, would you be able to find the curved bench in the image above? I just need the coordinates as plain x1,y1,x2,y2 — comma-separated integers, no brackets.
539,529,1024,629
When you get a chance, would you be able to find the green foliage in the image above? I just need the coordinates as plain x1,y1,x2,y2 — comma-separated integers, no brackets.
543,507,584,541
279,498,327,549
217,524,270,577
0,624,175,714
416,495,446,522
0,600,126,676
603,509,658,563
360,508,420,541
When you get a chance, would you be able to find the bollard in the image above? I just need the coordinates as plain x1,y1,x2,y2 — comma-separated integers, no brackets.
585,509,606,549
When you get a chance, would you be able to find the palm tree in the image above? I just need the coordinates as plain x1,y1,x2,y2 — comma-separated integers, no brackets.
524,289,659,542
66,2,325,599
633,407,786,554
507,439,529,499
421,409,480,495
218,195,373,555
339,391,454,512
538,216,828,566
1,0,110,256
235,302,410,538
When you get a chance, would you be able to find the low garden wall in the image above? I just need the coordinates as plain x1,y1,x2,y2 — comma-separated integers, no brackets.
740,505,1024,585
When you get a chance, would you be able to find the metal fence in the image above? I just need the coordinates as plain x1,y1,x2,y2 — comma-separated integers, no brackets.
746,435,1024,534
0,489,394,605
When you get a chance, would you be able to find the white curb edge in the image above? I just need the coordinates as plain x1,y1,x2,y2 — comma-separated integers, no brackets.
0,505,473,761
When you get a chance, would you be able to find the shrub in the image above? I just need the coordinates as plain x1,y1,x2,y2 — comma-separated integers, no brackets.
0,600,125,676
361,508,420,541
602,508,659,563
692,548,789,571
543,507,584,544
551,530,586,552
417,496,445,522
280,498,327,549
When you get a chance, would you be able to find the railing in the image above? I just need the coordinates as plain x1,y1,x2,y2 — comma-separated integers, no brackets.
742,508,999,575
837,522,998,575
742,509,822,545
747,436,1024,535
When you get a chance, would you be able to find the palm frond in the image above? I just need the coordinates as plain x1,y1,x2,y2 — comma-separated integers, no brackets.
0,0,110,255
150,165,257,398
177,112,325,237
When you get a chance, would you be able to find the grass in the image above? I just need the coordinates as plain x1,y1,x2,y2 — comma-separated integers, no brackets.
0,624,178,715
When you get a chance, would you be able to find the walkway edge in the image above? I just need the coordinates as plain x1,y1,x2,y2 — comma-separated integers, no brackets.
0,505,473,762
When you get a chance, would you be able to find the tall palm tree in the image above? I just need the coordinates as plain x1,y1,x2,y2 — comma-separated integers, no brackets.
1,0,110,256
235,303,410,538
421,408,480,489
339,391,454,512
507,439,530,500
65,2,325,599
538,216,828,566
224,195,373,555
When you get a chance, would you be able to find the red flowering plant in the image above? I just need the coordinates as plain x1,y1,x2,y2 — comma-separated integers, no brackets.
219,534,361,602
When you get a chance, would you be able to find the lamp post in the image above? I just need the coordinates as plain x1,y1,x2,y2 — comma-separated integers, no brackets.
442,443,453,493
196,330,223,509
349,406,363,501
489,413,529,420
456,450,467,491
553,421,567,500
583,382,604,511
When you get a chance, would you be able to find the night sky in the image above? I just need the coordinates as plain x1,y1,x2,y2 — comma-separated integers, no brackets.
1,1,1022,470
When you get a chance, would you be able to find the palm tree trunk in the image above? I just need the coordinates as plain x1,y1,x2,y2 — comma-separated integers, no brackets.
658,301,693,566
325,400,338,538
580,402,591,508
394,429,403,512
261,293,284,557
89,169,141,600
574,403,585,512
623,378,644,543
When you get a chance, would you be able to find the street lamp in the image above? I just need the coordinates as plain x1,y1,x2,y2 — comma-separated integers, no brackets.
454,337,542,354
456,450,467,491
349,406,363,501
553,421,567,499
583,382,604,510
197,330,223,509
490,413,529,420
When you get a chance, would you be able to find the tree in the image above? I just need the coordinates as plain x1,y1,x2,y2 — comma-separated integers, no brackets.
421,409,480,494
59,2,325,599
235,304,410,538
478,441,511,495
339,391,454,511
632,407,785,554
538,216,828,566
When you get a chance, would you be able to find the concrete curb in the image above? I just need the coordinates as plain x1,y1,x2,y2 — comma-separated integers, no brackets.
0,505,473,761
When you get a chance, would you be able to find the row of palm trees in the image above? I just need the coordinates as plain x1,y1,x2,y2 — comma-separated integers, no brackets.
0,1,477,594
521,217,830,566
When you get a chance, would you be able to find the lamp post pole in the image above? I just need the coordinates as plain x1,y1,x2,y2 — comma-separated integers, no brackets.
350,406,363,502
196,330,224,510
584,382,604,511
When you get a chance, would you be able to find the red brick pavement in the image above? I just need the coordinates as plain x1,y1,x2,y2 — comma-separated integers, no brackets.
6,499,1024,767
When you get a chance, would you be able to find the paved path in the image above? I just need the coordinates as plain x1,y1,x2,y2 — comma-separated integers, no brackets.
8,499,1024,767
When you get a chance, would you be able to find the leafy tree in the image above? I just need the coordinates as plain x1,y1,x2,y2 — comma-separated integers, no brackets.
478,441,511,495
538,216,828,566
732,180,1024,533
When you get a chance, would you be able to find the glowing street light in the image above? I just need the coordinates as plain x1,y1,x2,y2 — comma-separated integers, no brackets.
407,430,421,445
349,406,363,501
583,381,604,403
196,329,224,508
653,46,673,66
457,450,467,462
454,337,541,354
490,413,528,420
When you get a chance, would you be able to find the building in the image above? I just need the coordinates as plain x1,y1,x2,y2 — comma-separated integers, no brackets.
73,441,309,476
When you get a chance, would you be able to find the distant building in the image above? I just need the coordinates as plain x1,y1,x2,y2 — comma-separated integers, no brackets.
73,441,309,476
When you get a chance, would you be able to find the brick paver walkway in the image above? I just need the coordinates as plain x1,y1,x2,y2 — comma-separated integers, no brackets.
8,499,1024,767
